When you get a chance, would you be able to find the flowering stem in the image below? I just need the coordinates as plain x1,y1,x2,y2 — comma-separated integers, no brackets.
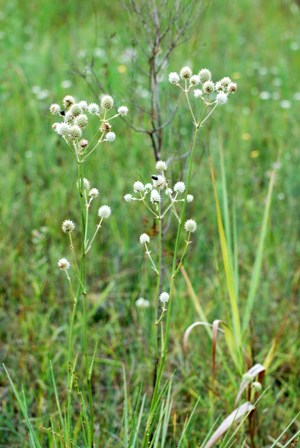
201,103,218,126
144,242,159,274
85,218,103,254
141,197,159,218
172,233,192,279
185,79,197,125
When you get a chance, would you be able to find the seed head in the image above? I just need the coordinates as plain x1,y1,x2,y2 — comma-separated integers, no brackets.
88,103,100,114
118,106,128,116
199,68,212,83
187,194,194,203
62,220,75,233
203,81,214,94
98,205,111,219
55,123,70,137
150,189,161,203
174,181,185,193
139,233,150,244
184,219,197,233
100,121,112,134
69,125,82,140
215,81,225,92
75,114,88,128
216,91,228,104
190,75,201,86
105,132,116,142
101,95,114,110
63,95,75,109
79,139,89,148
89,188,99,198
168,72,180,85
124,193,133,202
180,66,192,79
64,111,74,124
58,258,70,270
159,292,170,303
220,77,231,88
156,160,167,171
50,103,61,115
70,103,82,116
133,181,145,193
228,82,238,93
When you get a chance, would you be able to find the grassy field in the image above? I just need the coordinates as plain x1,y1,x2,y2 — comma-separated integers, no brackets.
1,0,300,446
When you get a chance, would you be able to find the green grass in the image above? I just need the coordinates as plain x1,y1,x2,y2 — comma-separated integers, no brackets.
1,0,300,446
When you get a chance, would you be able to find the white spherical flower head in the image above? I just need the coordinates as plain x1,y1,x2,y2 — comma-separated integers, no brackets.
106,132,116,142
124,193,133,202
101,94,114,110
150,189,161,203
144,183,153,191
79,139,89,149
70,103,82,116
133,181,145,193
75,114,88,128
220,77,232,88
64,111,74,124
58,123,70,137
135,297,150,308
199,68,212,83
174,181,185,193
159,292,170,303
69,125,82,140
88,103,100,114
180,66,192,80
165,188,173,195
184,219,197,233
78,100,88,111
62,220,75,233
216,92,228,105
228,82,238,93
50,103,61,115
58,258,70,271
98,205,111,219
156,160,167,171
215,81,225,92
118,105,129,116
190,75,200,86
89,188,99,198
63,95,75,109
193,89,203,98
187,194,194,203
139,233,150,245
203,81,214,94
168,72,180,85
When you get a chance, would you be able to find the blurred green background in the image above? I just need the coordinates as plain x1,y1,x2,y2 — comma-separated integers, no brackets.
0,0,300,445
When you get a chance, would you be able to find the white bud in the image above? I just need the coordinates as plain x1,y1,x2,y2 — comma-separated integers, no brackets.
124,193,133,202
184,219,197,233
118,105,128,116
174,181,185,193
139,233,150,244
133,181,145,193
159,292,170,303
168,72,180,85
98,205,111,219
58,258,70,270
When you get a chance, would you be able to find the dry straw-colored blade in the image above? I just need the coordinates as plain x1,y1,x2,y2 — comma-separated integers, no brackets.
235,363,265,405
183,321,213,355
203,402,255,448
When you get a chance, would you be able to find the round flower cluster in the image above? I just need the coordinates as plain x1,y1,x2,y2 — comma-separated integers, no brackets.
50,95,128,161
168,66,238,106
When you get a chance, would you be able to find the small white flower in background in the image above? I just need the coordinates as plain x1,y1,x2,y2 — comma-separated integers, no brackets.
259,91,270,100
49,103,61,115
58,258,70,271
168,72,180,85
190,74,200,86
124,193,133,202
101,94,114,110
62,220,75,233
105,132,116,142
61,80,72,89
139,233,150,244
150,189,161,203
203,81,214,94
63,95,75,109
78,100,88,111
88,103,100,114
199,68,212,83
165,188,173,195
174,181,185,194
193,89,203,98
89,188,99,199
156,160,167,171
159,292,170,303
83,178,90,190
144,183,153,191
187,194,194,203
135,297,150,308
133,181,145,193
280,100,291,109
70,104,82,116
98,205,111,219
75,114,88,128
118,106,128,116
216,92,228,104
180,66,192,79
228,82,238,93
184,219,197,233
220,77,231,88
68,125,82,140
